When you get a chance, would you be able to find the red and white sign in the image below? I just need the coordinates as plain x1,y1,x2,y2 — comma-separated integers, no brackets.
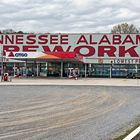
6,52,45,59
6,51,83,62
1,34,140,63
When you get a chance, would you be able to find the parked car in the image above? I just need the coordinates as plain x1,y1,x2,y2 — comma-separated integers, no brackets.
126,72,140,79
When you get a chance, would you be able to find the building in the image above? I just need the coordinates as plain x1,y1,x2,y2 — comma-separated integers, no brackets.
0,33,140,78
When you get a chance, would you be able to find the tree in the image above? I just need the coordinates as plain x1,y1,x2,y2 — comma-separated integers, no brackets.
17,31,24,34
2,29,15,34
111,23,139,33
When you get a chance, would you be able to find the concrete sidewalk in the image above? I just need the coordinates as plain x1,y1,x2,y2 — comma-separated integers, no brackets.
0,77,140,86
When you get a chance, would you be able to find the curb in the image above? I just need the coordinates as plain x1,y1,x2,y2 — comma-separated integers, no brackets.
0,82,140,86
123,126,140,140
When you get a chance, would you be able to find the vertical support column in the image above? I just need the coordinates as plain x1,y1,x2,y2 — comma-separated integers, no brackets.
67,63,69,77
110,66,112,78
89,63,91,76
110,61,113,78
61,61,63,78
33,61,36,77
36,63,39,77
85,63,87,78
24,61,27,72
46,62,48,77
24,60,27,77
24,61,27,68
135,64,138,73
1,50,3,81
13,63,16,77
32,61,36,77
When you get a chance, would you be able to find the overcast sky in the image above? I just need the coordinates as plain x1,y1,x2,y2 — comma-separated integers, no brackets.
0,0,140,33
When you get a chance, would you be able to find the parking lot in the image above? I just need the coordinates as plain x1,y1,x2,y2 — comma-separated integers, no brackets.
0,84,140,140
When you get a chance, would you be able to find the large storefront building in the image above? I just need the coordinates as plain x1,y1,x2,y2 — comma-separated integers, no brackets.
0,33,140,78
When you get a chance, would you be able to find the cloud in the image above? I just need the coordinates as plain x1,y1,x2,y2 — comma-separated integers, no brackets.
0,0,140,33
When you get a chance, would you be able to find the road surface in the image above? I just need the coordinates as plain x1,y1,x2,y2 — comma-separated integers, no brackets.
0,85,140,140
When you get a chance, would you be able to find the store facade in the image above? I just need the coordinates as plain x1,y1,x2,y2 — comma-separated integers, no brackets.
0,33,140,78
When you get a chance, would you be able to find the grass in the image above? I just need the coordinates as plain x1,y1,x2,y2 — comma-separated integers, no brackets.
114,124,140,140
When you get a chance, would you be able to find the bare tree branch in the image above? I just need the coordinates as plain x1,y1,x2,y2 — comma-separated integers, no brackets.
111,23,139,33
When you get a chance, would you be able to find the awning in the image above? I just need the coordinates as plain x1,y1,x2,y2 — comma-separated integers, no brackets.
5,51,83,62
38,52,83,61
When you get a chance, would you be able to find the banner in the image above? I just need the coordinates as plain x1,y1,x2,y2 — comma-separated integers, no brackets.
1,34,140,63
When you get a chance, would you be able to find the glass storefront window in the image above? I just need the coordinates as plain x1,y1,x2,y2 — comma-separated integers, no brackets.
1,61,140,78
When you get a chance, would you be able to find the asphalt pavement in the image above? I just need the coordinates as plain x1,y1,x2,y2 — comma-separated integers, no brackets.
0,85,140,140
